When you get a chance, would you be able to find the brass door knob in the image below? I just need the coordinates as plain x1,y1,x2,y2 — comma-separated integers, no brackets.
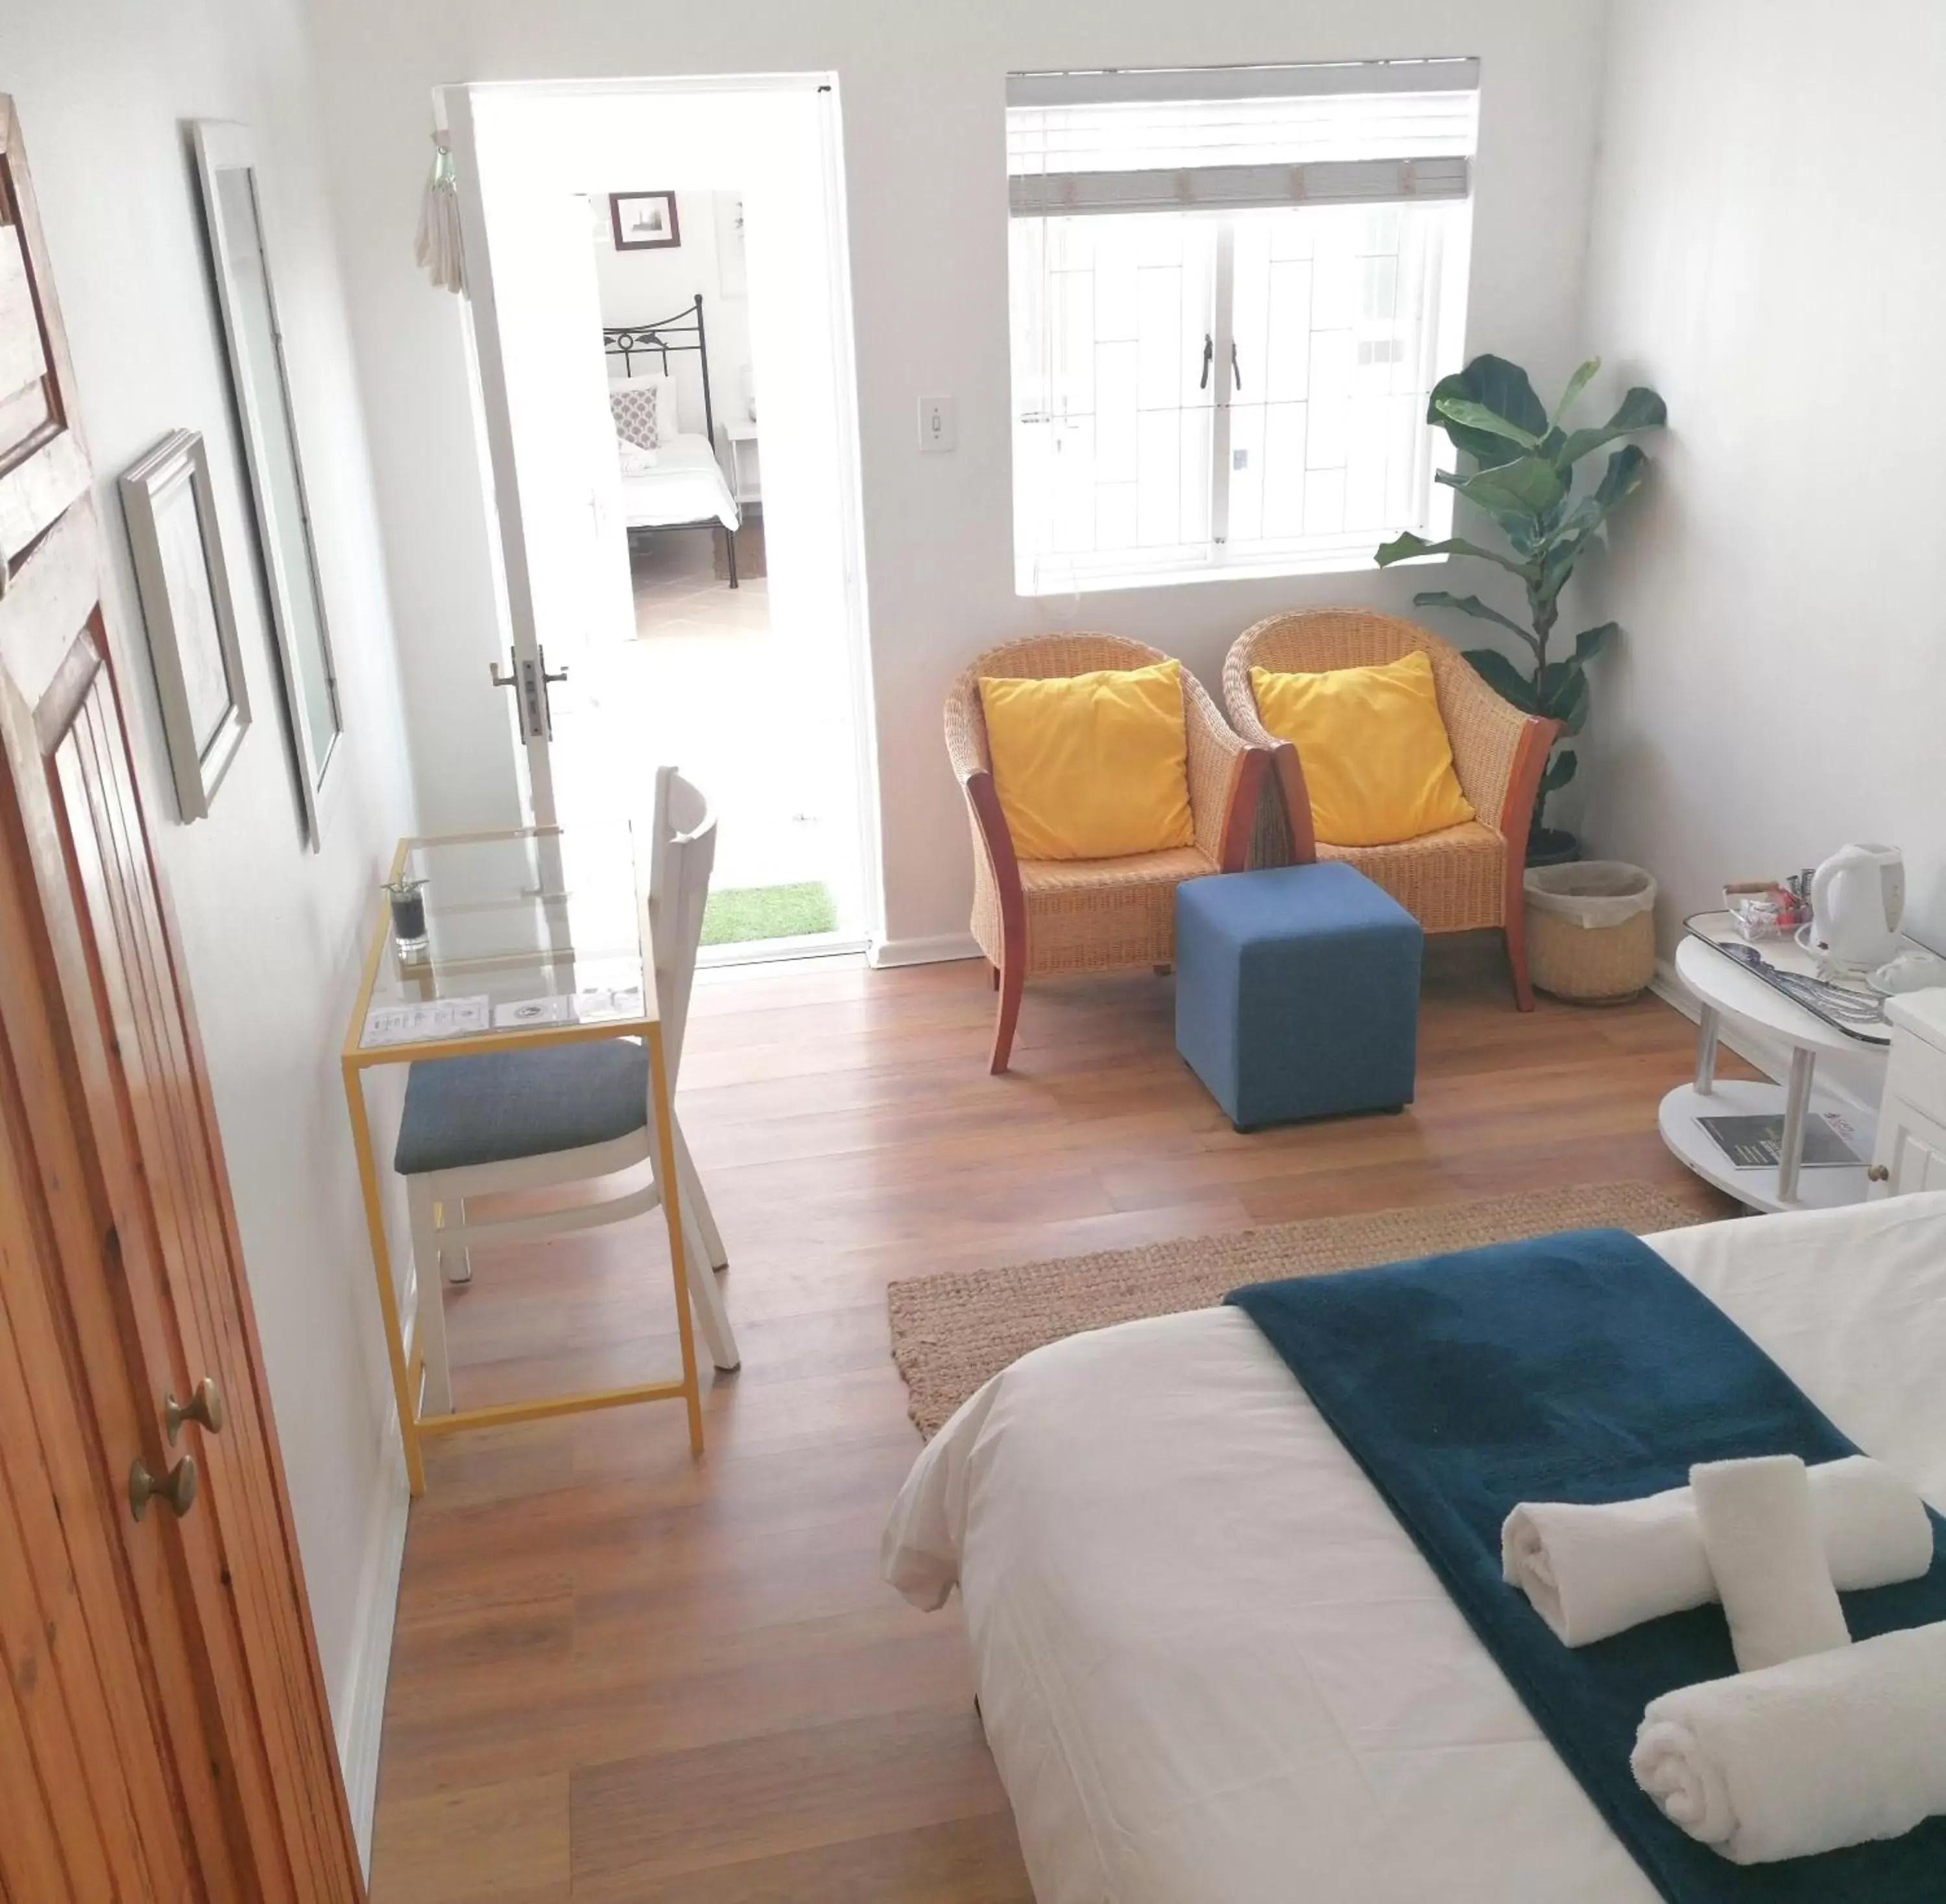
164,1375,225,1444
1867,1163,1891,1184
129,1454,197,1522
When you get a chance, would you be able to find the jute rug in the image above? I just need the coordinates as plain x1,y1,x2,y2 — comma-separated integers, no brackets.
888,1180,1703,1438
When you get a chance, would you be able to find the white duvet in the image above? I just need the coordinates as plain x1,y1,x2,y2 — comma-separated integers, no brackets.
619,431,739,532
883,1193,1946,1903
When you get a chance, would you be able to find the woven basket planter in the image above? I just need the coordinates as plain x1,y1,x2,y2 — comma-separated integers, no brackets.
1524,862,1657,1004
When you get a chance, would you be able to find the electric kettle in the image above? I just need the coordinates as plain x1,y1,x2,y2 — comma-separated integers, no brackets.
1805,844,1905,975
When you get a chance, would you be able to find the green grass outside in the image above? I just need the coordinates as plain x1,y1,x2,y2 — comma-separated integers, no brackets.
701,881,839,947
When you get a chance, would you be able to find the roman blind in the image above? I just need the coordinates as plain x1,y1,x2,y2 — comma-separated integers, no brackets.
1007,60,1480,218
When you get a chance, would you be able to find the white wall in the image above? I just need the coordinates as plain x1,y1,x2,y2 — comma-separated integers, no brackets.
1576,1,1946,967
5,0,414,1851
592,189,756,435
307,0,1609,950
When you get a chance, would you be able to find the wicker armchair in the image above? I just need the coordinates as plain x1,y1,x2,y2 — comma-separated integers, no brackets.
946,633,1268,1073
1222,610,1558,1011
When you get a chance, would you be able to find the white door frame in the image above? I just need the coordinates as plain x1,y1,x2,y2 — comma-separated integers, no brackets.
435,75,883,951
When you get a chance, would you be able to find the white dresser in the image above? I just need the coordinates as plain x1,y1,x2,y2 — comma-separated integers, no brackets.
1868,990,1946,1196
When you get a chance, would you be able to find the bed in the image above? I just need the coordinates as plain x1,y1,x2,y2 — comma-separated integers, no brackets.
605,296,742,584
619,432,739,535
883,1192,1946,1903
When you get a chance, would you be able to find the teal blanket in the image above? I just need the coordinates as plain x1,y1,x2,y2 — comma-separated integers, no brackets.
1227,1228,1946,1901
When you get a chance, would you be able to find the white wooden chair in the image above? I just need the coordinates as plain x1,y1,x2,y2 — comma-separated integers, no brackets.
397,767,738,1415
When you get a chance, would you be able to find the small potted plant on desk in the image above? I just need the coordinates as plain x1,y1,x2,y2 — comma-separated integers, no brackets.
1375,355,1666,866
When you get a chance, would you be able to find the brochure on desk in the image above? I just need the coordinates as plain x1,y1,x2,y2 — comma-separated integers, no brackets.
1683,912,1898,1046
361,981,645,1048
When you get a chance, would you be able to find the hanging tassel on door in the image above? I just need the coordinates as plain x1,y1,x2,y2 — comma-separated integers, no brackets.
413,132,467,296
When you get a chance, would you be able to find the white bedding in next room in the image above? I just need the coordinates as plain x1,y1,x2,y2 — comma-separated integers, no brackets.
618,431,739,532
882,1193,1946,1904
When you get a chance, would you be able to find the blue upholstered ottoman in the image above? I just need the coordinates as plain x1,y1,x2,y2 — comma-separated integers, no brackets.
1175,863,1423,1131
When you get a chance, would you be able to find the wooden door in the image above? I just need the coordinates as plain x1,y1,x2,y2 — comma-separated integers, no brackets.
0,98,362,1902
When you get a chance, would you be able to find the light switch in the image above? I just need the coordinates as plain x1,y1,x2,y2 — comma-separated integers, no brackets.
919,394,955,453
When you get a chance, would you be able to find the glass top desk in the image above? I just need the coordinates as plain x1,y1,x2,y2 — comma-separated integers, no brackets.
340,825,704,1495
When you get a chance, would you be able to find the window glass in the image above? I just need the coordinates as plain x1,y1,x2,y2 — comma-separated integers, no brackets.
1007,66,1476,594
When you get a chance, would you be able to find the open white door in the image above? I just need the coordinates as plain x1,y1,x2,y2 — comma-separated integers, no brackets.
446,86,632,826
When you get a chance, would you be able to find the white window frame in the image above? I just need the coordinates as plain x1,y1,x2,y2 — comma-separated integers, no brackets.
1007,62,1477,597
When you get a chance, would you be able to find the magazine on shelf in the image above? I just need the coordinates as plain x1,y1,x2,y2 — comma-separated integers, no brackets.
1694,1111,1864,1172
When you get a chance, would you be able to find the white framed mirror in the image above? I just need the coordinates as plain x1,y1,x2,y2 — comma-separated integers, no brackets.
191,120,341,849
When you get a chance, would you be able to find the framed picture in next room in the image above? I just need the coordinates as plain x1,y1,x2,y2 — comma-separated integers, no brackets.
119,428,250,822
610,190,680,251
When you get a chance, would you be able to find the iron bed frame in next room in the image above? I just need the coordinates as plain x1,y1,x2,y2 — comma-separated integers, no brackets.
603,292,740,589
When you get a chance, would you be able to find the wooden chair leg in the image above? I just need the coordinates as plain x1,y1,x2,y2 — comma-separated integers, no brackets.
990,957,1024,1074
990,961,1000,992
1505,918,1537,1013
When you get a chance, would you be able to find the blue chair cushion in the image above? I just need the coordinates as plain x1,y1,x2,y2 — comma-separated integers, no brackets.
1175,863,1423,1131
393,1038,649,1176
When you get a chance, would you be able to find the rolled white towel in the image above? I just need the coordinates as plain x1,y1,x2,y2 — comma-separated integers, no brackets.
1632,1620,1946,1862
1692,1455,1850,1671
617,436,660,475
1501,1455,1932,1647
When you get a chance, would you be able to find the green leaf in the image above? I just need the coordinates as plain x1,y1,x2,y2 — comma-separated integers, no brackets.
1551,358,1601,427
1412,590,1539,650
1541,444,1651,573
1426,355,1547,467
1559,387,1667,465
1592,442,1648,514
1607,385,1667,431
1573,622,1618,663
1432,397,1542,451
1463,646,1539,713
1455,456,1568,525
1550,499,1604,545
1540,748,1579,794
1544,537,1583,584
1375,530,1438,565
1448,457,1568,559
1374,531,1534,578
1538,660,1592,734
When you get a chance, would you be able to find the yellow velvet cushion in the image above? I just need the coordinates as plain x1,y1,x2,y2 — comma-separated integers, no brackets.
1250,650,1475,848
979,661,1195,862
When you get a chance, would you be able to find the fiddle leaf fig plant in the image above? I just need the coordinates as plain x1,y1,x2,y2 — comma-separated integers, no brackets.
1375,353,1666,848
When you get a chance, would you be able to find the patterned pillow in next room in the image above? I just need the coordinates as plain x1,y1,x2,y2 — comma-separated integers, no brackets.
609,382,661,451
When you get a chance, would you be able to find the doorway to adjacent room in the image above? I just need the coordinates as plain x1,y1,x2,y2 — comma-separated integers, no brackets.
446,77,876,960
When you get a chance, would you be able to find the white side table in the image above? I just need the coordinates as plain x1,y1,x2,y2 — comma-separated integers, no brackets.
724,423,760,505
1660,934,1884,1212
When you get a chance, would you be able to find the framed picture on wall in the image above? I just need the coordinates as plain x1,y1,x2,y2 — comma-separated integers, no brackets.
119,429,250,822
193,118,343,853
610,190,680,251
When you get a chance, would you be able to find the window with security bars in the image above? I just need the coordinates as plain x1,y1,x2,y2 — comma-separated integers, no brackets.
1007,62,1478,595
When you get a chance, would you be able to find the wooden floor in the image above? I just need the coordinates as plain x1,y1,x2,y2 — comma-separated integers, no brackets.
365,941,1741,1902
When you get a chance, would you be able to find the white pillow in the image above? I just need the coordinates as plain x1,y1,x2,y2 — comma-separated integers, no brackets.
610,384,662,451
608,370,676,448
